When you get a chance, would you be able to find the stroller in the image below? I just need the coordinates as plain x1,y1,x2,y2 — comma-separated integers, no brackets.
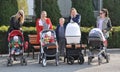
65,22,84,65
88,28,110,65
38,30,59,67
7,30,28,66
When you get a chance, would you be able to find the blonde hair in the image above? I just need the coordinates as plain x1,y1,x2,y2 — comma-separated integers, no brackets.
59,17,65,22
41,11,47,17
70,8,78,15
16,10,25,24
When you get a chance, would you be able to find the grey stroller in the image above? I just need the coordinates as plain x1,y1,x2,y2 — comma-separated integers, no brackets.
88,28,110,65
38,30,59,67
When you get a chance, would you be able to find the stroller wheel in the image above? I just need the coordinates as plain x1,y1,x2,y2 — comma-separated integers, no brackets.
67,56,74,65
88,56,94,65
98,56,102,65
7,58,13,66
42,54,47,67
20,57,27,66
106,53,110,63
78,54,84,64
55,53,59,66
38,53,41,64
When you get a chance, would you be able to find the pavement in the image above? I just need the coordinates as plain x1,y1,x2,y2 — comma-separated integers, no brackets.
0,48,120,72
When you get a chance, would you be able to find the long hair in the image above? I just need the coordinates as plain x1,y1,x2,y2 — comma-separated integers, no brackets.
70,7,78,15
16,10,25,24
101,8,109,17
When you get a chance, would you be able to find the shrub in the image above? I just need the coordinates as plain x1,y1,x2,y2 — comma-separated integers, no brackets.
0,26,119,53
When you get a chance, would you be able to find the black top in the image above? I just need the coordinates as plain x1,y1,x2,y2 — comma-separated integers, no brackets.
8,16,21,33
68,14,81,25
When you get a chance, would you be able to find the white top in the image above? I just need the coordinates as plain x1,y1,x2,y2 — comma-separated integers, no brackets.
98,18,104,30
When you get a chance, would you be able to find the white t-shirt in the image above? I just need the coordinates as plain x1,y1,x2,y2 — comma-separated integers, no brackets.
98,18,105,30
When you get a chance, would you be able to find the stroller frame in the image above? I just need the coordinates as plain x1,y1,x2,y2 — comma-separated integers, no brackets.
7,30,27,66
88,38,110,65
38,30,59,67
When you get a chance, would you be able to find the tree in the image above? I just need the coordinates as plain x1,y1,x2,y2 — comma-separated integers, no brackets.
103,0,120,26
71,0,95,27
0,0,18,26
34,0,61,25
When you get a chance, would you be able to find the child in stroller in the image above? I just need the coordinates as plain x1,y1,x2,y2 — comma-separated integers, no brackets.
10,36,22,56
88,28,110,65
7,30,28,66
38,30,59,67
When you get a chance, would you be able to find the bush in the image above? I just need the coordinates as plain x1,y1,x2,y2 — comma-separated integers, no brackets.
0,0,18,26
0,26,119,53
103,0,120,26
71,0,96,27
34,0,61,25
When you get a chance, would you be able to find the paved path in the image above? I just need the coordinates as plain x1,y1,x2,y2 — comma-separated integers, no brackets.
0,49,120,72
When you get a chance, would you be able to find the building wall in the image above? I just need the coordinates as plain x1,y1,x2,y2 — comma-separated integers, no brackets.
57,0,72,17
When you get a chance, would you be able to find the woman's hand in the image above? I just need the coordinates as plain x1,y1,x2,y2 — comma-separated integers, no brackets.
103,30,107,33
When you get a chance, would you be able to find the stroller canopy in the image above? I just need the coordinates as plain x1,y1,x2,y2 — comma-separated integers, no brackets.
89,28,106,41
65,22,81,44
8,30,24,42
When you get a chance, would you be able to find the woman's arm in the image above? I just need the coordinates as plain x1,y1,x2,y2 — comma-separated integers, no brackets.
105,18,112,31
72,14,81,25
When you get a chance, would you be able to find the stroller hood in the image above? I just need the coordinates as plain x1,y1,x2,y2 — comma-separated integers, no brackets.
88,28,104,41
65,22,81,44
8,30,24,42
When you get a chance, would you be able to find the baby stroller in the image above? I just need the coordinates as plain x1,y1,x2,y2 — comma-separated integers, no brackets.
38,30,59,67
88,28,110,65
65,22,84,65
7,30,28,66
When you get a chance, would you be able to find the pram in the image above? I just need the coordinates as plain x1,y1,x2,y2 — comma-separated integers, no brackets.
38,30,59,67
65,22,84,65
7,30,28,66
88,28,110,65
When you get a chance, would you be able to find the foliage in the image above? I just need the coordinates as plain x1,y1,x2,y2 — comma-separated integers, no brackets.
71,0,96,27
34,0,61,25
0,0,18,26
103,0,120,26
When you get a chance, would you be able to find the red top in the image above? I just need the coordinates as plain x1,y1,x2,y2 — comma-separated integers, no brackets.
36,18,53,43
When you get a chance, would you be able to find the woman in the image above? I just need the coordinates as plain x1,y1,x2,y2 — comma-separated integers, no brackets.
8,10,24,33
68,8,81,25
36,11,53,43
96,8,112,39
5,10,24,53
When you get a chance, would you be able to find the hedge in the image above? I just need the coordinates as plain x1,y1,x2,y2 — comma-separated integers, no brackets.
0,26,119,54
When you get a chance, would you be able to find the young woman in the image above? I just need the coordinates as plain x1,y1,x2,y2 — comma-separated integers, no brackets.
8,10,24,33
68,8,81,25
36,11,53,43
5,10,24,52
96,8,112,39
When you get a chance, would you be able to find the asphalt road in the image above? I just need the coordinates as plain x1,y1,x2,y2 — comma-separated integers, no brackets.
0,49,120,72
